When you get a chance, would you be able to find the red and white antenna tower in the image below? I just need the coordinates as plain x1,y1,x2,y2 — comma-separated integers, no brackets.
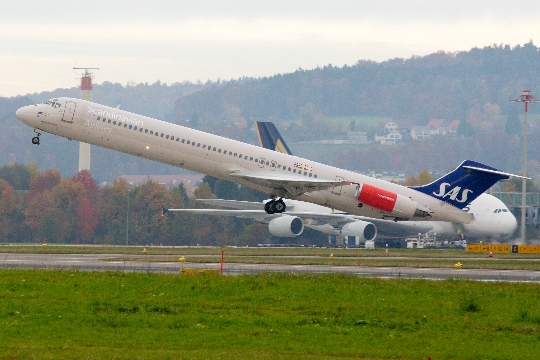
73,68,99,172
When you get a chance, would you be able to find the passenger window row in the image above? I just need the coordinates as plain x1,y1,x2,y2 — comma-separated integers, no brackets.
95,116,317,178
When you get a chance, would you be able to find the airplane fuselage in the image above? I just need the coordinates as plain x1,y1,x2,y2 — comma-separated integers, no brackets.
17,98,475,223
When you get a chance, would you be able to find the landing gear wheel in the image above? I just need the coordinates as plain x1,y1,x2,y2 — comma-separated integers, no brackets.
273,199,286,213
32,136,40,145
264,200,275,214
264,199,286,214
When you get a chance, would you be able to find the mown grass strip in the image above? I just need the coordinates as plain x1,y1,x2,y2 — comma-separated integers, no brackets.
3,245,540,259
1,269,539,359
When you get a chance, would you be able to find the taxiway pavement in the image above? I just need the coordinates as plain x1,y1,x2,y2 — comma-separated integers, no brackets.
1,253,539,282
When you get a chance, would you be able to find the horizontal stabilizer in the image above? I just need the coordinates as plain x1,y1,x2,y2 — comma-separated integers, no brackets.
160,204,169,216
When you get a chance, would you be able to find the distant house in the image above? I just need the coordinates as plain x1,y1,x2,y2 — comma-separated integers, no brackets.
375,129,402,145
316,131,369,145
427,119,446,135
363,170,406,183
375,121,402,145
384,121,399,132
421,119,461,137
448,120,460,134
410,126,430,140
347,131,369,144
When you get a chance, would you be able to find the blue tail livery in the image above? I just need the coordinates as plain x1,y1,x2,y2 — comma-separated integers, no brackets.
255,122,293,155
160,204,169,216
413,160,518,209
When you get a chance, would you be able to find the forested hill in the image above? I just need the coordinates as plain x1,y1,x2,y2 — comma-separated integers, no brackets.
175,42,540,125
1,43,540,182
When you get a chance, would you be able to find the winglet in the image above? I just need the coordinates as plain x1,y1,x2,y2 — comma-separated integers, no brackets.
412,160,517,209
160,204,169,216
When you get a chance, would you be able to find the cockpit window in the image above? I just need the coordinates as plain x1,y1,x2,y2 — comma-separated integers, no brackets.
43,99,62,108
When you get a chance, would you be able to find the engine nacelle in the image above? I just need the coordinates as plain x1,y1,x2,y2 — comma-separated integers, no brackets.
357,183,430,219
268,216,304,237
341,221,377,242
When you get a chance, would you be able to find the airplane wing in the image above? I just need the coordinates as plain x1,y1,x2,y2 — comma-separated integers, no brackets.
283,211,433,236
230,171,349,197
167,200,434,238
364,217,433,238
164,208,279,223
198,198,265,210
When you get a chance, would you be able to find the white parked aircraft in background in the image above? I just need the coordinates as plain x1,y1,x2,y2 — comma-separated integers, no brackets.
16,98,521,225
162,122,517,242
162,193,517,242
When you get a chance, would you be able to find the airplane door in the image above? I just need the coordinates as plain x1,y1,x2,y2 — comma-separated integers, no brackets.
270,160,277,171
62,101,76,123
331,176,344,195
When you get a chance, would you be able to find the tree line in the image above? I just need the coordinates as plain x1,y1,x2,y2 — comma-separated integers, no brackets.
0,163,327,246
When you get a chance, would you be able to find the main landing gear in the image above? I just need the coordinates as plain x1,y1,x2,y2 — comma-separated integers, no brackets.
31,129,41,145
264,198,286,214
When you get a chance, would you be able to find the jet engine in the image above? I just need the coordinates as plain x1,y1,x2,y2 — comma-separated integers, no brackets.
340,221,377,242
268,216,304,237
357,183,430,219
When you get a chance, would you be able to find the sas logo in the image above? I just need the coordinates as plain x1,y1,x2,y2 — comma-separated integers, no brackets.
432,183,472,203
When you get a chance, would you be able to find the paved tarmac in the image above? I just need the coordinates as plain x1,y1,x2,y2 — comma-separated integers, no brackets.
1,253,539,282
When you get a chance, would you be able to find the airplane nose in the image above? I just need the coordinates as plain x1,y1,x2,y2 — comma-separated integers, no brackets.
16,106,32,124
15,107,23,119
504,214,518,238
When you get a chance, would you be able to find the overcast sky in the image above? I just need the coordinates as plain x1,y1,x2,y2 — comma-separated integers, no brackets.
2,0,540,97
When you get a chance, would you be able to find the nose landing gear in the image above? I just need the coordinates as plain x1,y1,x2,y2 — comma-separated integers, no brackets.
32,129,41,145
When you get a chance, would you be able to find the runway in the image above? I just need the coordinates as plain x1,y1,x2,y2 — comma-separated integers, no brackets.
1,252,540,282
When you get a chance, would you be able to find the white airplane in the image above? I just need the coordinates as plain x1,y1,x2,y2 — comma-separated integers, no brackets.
16,98,520,225
161,193,517,242
162,121,517,241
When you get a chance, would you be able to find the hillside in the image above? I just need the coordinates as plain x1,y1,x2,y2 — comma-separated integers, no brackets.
175,42,540,128
1,43,540,181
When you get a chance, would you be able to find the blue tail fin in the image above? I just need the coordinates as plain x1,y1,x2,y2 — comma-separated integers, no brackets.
255,121,293,155
413,160,512,209
160,204,169,216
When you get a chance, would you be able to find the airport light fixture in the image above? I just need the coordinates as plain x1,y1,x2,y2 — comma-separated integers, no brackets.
511,90,540,243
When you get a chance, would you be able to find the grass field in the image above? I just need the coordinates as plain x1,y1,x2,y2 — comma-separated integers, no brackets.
323,116,392,131
1,269,539,359
285,116,390,132
4,245,540,258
